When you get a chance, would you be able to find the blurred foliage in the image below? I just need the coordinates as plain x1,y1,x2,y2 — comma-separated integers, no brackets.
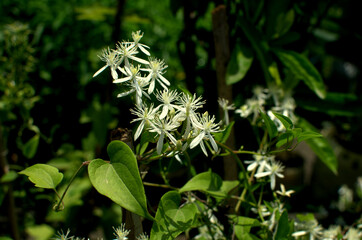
0,0,361,239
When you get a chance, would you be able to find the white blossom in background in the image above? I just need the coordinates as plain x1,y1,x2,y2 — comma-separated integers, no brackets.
244,153,273,174
136,233,149,240
276,184,295,197
236,98,265,123
292,219,324,240
218,97,235,125
337,184,353,212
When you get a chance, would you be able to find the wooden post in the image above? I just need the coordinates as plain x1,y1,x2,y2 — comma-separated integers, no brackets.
212,5,238,182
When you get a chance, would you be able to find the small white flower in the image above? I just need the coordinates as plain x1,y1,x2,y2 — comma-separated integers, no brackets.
116,41,148,69
292,220,323,240
276,184,295,197
113,224,130,240
142,57,170,94
254,160,284,190
132,30,151,56
155,89,179,119
175,92,205,138
130,104,159,140
190,112,220,156
244,154,272,173
93,47,121,79
150,116,180,154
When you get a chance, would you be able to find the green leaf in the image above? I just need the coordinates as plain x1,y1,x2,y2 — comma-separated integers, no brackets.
273,49,326,99
0,171,18,183
226,44,254,85
179,170,238,198
213,121,234,144
88,140,152,219
260,110,278,139
19,164,63,189
297,118,338,174
150,191,198,240
272,111,293,130
274,211,290,240
231,215,260,240
22,134,40,159
296,131,323,143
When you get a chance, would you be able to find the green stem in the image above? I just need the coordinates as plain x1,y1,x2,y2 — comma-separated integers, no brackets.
53,161,87,211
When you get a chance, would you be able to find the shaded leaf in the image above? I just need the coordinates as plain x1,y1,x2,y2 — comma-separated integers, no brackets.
213,121,234,144
260,110,278,139
273,49,326,99
275,211,290,240
22,134,40,159
297,118,338,174
272,111,293,130
226,44,254,85
88,140,152,219
150,191,198,240
19,164,63,189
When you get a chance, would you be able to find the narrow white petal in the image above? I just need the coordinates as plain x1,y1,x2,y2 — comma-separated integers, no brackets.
118,66,127,75
200,141,208,156
113,76,131,83
157,133,165,154
134,121,144,140
190,132,205,149
159,106,168,119
166,132,177,145
158,74,170,86
117,89,134,98
111,68,118,80
247,162,257,172
139,45,150,56
254,171,271,178
208,133,218,152
129,55,149,65
93,65,107,77
148,79,155,94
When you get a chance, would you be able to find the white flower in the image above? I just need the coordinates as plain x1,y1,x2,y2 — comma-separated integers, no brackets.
175,92,205,138
136,232,149,240
276,184,295,197
155,89,179,119
235,98,264,123
142,57,170,94
218,98,235,125
130,104,159,140
150,116,180,154
252,86,269,101
244,154,272,173
113,224,130,240
337,184,353,211
254,160,284,190
115,41,149,69
131,30,150,56
93,47,121,79
190,112,220,156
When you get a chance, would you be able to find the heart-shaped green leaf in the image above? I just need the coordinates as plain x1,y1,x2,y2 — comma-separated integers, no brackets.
88,140,152,219
19,164,63,189
150,191,198,240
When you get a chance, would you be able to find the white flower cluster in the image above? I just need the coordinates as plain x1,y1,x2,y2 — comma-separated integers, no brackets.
236,85,297,132
93,31,220,158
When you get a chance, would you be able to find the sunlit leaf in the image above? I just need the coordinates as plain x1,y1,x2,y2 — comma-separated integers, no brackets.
88,140,152,219
19,164,63,189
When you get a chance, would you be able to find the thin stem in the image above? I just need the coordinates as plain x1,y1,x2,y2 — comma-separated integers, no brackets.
53,161,88,211
143,182,177,190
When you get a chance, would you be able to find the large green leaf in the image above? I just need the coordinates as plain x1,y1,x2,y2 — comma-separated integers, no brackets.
230,215,260,240
297,118,338,174
179,170,238,198
88,140,152,219
226,44,254,85
274,211,290,240
273,49,326,99
19,164,63,189
150,191,198,240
